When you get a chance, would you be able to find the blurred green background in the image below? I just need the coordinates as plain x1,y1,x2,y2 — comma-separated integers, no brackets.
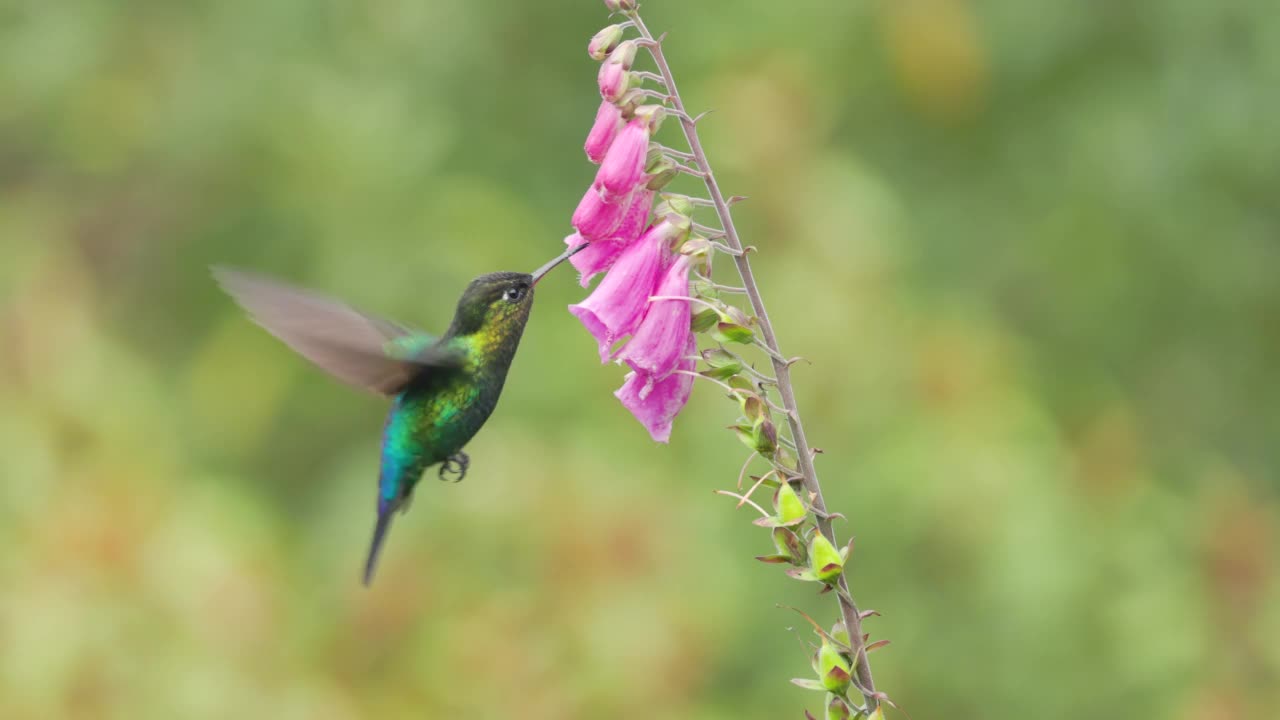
2,0,1277,718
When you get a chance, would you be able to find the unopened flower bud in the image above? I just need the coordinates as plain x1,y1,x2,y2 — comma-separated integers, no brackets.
644,157,678,190
613,88,644,118
645,143,665,170
632,103,665,133
608,40,638,71
588,24,625,61
810,533,844,584
598,60,631,102
654,194,694,221
680,235,711,258
603,0,638,13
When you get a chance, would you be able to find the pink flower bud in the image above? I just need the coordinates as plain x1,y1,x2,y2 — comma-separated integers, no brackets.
615,254,693,379
588,24,625,61
596,118,650,198
603,0,637,12
614,337,696,443
568,217,686,359
585,100,624,164
571,183,633,241
598,61,630,102
597,41,637,102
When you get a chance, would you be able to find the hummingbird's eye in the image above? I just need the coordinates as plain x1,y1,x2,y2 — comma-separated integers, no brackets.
502,285,526,303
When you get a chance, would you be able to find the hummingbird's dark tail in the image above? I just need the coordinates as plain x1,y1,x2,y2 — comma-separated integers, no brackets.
362,507,396,586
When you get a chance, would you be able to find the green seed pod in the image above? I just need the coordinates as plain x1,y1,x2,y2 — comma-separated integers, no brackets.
817,641,852,694
810,533,844,583
774,482,808,525
772,527,806,563
752,418,778,455
826,693,854,720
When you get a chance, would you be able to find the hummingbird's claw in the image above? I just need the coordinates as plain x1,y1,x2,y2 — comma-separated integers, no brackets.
438,452,470,483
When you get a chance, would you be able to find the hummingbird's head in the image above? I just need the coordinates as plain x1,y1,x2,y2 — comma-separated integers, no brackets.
448,272,535,338
446,244,584,338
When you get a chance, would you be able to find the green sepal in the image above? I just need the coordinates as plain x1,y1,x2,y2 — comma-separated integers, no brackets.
786,567,820,582
702,348,742,380
829,621,850,648
772,526,807,564
691,277,720,300
701,364,741,381
736,391,767,424
690,308,721,333
773,445,798,472
839,536,855,564
791,678,826,692
752,514,804,530
713,321,755,344
726,375,754,393
752,418,778,455
754,553,792,564
723,304,753,326
731,423,757,453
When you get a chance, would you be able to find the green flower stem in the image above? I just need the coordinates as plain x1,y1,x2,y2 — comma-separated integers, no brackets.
630,10,881,711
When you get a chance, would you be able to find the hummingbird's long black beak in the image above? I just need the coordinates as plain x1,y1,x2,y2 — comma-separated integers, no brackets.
531,243,586,285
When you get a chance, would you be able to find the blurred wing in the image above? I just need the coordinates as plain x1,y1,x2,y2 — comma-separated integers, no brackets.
212,266,463,395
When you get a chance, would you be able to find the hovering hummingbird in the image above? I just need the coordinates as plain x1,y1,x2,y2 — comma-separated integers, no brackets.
213,245,582,585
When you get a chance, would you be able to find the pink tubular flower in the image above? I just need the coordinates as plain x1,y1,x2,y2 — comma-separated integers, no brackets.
596,118,649,198
615,254,693,379
565,232,625,287
568,217,686,360
611,188,653,245
585,100,624,164
614,337,696,443
567,188,653,286
571,183,632,240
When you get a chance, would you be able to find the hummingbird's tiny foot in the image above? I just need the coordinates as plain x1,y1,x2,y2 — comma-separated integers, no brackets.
438,452,470,483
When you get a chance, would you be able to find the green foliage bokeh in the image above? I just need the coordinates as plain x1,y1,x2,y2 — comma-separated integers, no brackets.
1,1,1277,718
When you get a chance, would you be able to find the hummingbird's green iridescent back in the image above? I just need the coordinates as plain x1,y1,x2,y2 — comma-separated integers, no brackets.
213,258,577,585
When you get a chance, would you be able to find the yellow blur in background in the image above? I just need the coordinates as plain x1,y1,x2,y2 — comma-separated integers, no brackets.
2,1,1277,718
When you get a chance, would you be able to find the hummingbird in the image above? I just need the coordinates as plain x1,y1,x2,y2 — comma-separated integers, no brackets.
212,245,582,585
